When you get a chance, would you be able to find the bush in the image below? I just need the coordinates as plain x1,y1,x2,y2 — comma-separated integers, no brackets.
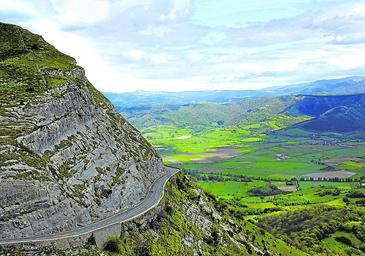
347,191,365,198
25,86,35,93
335,236,352,246
248,185,286,197
104,236,120,253
359,245,365,253
318,189,340,197
355,198,365,206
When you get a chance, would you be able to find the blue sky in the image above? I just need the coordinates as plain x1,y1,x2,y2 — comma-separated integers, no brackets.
1,0,365,92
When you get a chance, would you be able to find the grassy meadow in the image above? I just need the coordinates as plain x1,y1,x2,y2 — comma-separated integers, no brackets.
118,97,365,255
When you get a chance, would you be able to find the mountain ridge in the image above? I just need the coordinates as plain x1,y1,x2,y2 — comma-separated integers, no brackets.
0,22,165,240
286,94,365,132
103,76,365,110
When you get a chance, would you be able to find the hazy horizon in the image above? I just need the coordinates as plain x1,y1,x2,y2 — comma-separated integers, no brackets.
102,75,365,93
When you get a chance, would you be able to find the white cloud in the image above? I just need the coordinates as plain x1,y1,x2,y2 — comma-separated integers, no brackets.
200,32,226,45
319,2,365,20
311,2,365,45
125,50,146,60
0,0,33,14
327,45,365,70
123,49,173,65
232,60,298,74
21,18,139,92
140,25,171,37
186,51,205,62
160,0,190,21
149,53,173,65
113,0,151,11
3,0,365,92
50,0,111,26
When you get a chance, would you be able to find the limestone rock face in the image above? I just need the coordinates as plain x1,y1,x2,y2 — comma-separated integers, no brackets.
0,23,164,239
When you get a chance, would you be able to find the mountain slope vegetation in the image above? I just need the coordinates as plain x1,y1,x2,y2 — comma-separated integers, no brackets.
0,21,310,256
287,94,365,132
2,22,365,256
106,81,365,256
121,96,304,129
0,22,164,240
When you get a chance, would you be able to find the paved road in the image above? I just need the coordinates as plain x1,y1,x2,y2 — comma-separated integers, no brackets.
0,167,179,245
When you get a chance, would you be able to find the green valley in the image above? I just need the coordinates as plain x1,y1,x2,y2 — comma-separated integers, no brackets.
109,90,365,255
3,1,365,254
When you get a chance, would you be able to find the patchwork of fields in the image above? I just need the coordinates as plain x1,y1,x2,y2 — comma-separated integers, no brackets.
113,95,365,255
147,124,365,180
138,119,365,254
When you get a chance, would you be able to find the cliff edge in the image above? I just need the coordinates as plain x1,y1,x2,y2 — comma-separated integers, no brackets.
0,23,165,239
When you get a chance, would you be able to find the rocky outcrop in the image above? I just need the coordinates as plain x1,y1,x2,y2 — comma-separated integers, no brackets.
0,174,306,256
0,23,164,239
96,173,302,256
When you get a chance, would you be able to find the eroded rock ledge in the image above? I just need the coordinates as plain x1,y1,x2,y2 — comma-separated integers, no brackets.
0,23,165,239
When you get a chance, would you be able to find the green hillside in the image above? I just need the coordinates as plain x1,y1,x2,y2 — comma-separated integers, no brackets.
108,92,365,255
287,94,365,132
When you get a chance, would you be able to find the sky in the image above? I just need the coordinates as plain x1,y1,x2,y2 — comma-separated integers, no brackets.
1,0,365,92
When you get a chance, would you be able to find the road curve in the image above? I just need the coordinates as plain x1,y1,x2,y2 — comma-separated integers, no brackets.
0,167,179,245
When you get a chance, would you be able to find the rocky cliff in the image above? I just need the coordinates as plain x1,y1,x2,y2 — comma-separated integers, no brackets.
0,23,165,239
2,173,306,256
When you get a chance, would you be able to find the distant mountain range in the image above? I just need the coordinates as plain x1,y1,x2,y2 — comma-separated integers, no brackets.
105,77,365,134
104,90,266,109
286,94,365,133
267,76,365,96
104,76,365,109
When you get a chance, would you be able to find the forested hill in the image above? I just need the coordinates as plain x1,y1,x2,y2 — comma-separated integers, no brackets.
287,94,365,132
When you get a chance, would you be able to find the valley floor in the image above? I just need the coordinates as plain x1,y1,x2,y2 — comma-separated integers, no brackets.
113,94,365,255
141,125,365,255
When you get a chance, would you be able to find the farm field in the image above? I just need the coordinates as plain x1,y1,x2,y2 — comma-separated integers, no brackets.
322,231,365,255
150,125,365,180
136,119,365,255
112,95,365,255
198,179,357,214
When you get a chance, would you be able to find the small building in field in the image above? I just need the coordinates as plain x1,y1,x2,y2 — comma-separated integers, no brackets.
276,154,289,161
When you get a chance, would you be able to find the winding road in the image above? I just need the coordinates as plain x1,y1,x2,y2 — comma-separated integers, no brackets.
0,167,179,246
